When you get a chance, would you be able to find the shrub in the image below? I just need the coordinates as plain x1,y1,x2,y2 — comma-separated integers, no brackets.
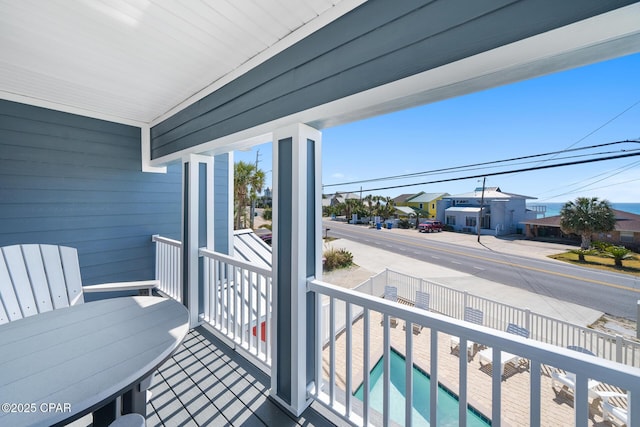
592,240,612,253
398,219,412,229
323,248,354,271
262,207,272,220
604,245,635,267
569,248,596,262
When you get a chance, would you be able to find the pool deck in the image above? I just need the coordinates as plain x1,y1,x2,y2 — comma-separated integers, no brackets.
320,231,630,425
323,312,623,426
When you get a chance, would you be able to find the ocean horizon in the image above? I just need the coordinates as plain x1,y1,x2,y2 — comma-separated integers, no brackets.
527,202,640,218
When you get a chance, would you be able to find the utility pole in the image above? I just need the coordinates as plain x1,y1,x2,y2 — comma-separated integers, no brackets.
477,176,486,243
250,149,260,228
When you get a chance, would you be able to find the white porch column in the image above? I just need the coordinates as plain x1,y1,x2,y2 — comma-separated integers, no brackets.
182,154,214,327
271,123,322,416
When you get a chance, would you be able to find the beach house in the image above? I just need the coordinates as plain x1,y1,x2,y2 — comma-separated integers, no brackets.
438,187,537,235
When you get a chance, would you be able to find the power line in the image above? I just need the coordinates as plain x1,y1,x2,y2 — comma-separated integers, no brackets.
322,140,639,188
331,150,640,194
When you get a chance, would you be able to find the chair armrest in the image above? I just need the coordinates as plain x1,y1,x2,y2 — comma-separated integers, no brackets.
593,391,627,402
82,280,158,293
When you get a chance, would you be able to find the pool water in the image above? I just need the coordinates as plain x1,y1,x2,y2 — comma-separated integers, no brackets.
354,349,491,426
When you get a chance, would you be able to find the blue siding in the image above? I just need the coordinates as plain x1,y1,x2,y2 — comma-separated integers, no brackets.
0,100,182,285
214,154,230,254
276,137,293,404
150,0,635,158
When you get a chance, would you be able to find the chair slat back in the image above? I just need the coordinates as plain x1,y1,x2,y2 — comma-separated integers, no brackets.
0,254,20,325
463,307,483,326
0,244,85,323
384,286,398,302
506,323,530,338
415,291,430,311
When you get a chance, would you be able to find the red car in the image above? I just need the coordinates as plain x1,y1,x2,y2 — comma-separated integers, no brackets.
418,220,444,233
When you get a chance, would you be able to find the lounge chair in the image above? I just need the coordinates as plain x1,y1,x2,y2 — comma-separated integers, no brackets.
450,307,483,358
551,346,602,400
404,290,430,334
599,391,629,427
551,371,602,399
478,323,530,378
381,285,398,327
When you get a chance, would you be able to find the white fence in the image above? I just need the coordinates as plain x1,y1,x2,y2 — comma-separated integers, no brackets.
368,268,640,367
199,247,272,370
309,278,640,427
152,235,182,302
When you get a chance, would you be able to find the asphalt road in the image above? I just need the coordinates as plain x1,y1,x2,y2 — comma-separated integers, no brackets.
324,220,640,320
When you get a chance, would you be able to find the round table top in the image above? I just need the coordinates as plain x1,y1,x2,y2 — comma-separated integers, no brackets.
0,296,189,427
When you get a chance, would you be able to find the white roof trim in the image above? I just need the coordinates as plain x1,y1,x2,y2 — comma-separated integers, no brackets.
446,207,481,213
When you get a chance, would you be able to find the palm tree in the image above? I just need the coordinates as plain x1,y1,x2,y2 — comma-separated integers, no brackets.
604,246,635,268
234,161,265,229
559,197,616,250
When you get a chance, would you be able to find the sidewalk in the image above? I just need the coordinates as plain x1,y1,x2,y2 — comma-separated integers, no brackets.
322,229,602,327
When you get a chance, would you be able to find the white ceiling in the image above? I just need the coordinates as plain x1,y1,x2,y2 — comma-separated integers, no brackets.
0,0,361,126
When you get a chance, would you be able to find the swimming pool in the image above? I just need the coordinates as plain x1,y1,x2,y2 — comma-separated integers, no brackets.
354,349,491,426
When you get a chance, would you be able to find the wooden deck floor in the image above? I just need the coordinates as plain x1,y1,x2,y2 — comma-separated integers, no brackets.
145,326,340,427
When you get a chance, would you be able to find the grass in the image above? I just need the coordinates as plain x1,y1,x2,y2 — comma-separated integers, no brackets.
549,252,640,275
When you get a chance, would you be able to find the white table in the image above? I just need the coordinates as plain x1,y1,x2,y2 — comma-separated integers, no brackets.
0,296,189,427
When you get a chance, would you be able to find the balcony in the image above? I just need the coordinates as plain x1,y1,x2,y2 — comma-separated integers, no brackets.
150,235,640,427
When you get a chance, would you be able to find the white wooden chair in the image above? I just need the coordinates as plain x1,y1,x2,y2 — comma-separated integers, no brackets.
404,290,430,334
0,244,159,420
381,285,398,327
450,307,484,358
0,244,157,325
478,323,531,379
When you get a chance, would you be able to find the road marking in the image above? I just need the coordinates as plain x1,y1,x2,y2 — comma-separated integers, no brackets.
451,261,461,265
474,266,485,270
323,221,640,294
432,256,440,259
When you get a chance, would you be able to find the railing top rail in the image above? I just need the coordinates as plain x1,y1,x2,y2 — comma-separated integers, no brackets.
199,247,273,276
152,234,182,248
308,278,640,391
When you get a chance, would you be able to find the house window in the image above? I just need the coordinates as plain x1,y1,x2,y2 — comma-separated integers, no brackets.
620,231,634,243
432,203,435,210
446,216,456,225
465,216,477,227
419,203,423,209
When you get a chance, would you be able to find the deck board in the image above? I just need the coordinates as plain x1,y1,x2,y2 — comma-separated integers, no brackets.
144,325,338,427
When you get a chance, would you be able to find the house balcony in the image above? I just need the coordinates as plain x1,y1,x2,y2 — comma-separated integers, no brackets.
147,235,640,427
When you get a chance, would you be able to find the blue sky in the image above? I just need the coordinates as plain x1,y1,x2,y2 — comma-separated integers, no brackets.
235,53,640,203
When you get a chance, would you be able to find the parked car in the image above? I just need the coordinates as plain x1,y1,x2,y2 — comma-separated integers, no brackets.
418,220,444,233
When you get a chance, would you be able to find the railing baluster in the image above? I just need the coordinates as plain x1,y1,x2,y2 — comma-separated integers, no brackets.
363,308,370,426
329,296,336,406
345,302,352,418
383,313,390,427
530,360,541,427
405,319,413,427
430,329,438,427
256,272,266,357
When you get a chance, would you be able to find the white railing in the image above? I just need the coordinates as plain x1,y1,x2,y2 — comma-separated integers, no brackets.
152,235,182,302
309,278,640,427
373,268,640,367
199,247,272,370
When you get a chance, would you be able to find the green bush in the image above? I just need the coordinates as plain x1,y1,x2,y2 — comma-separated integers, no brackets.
398,219,412,229
323,248,354,271
592,240,612,253
262,207,272,220
604,245,635,267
